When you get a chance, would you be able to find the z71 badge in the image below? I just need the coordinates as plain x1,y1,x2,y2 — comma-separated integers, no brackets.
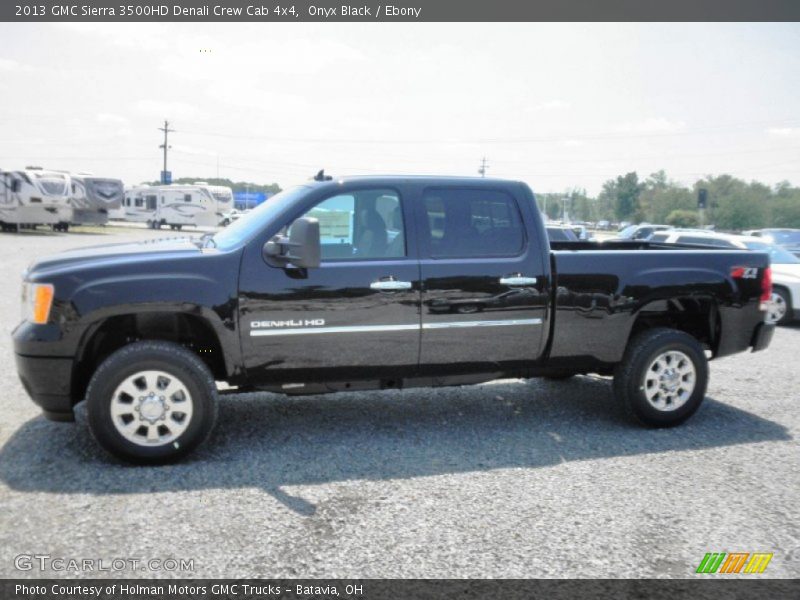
731,266,758,279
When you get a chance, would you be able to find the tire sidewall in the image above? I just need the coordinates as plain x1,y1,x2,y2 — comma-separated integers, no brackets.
87,345,215,463
624,334,708,426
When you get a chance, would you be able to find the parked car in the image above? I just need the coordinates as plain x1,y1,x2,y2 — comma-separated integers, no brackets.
570,224,592,241
219,209,245,227
596,220,611,231
14,176,773,462
546,225,579,242
617,223,672,241
747,229,800,258
650,230,799,325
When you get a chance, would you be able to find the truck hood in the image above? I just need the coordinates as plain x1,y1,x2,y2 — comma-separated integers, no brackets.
26,237,204,276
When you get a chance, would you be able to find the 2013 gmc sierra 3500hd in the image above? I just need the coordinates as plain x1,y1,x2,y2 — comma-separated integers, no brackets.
13,175,775,463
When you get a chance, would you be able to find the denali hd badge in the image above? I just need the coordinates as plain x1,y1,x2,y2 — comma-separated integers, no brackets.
251,319,325,329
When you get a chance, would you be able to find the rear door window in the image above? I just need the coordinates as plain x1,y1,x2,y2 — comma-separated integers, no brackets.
422,188,525,258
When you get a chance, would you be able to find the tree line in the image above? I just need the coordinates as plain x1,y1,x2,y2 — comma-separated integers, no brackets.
536,171,800,231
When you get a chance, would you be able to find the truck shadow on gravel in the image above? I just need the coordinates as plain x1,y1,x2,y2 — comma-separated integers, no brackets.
0,376,791,516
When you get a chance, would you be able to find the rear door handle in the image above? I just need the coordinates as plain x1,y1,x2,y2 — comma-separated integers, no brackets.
499,276,538,286
370,279,413,291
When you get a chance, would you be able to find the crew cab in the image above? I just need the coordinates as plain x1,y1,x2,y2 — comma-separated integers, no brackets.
13,176,775,463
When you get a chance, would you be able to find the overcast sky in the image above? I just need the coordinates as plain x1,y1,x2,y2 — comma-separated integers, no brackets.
0,22,798,194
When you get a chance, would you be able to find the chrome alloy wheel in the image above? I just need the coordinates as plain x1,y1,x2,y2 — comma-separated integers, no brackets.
765,291,787,325
642,350,696,411
110,370,193,446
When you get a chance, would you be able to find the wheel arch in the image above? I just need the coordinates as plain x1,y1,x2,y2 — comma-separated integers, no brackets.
626,295,721,357
71,310,232,405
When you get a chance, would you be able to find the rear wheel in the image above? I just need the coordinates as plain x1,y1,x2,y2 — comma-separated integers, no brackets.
86,341,218,464
613,328,708,427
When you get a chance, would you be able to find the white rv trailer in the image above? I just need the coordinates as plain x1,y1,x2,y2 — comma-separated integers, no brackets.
121,182,233,230
0,167,73,232
69,174,125,225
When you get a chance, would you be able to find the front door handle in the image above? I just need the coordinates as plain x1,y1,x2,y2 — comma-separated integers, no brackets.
370,279,413,291
499,275,538,286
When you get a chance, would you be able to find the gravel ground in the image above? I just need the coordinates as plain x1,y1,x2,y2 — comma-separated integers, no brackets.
0,228,798,579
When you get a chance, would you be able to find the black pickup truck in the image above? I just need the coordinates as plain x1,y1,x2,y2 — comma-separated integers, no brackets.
13,176,774,463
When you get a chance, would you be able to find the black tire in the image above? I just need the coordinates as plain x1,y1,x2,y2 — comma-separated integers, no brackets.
613,328,708,427
221,219,230,227
85,341,218,464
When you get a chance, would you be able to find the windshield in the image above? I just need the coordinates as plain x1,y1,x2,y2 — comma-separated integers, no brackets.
618,225,638,238
211,186,310,250
763,230,800,245
743,241,800,264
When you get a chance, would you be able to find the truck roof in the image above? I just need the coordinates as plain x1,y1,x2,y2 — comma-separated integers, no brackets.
303,174,528,188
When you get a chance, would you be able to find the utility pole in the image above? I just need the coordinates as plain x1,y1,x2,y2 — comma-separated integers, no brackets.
478,157,489,178
158,120,175,184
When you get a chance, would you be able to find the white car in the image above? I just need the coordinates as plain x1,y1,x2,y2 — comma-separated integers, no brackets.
219,209,246,227
649,230,800,325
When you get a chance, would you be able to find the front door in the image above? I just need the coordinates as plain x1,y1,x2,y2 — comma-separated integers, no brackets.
416,185,548,374
238,186,421,384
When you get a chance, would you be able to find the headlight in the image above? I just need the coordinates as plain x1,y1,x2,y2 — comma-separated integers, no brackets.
22,282,55,324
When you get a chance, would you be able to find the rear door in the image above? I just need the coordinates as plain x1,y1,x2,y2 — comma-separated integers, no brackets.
238,184,421,384
415,184,549,374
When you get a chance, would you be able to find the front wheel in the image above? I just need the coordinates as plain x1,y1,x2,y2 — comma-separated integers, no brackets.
455,304,482,314
86,341,218,464
613,328,708,427
766,288,791,325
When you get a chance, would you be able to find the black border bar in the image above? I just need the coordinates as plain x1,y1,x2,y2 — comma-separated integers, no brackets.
3,579,800,600
3,0,800,22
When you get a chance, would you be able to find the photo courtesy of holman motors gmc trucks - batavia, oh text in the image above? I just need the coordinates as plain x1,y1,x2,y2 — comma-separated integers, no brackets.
13,175,774,463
